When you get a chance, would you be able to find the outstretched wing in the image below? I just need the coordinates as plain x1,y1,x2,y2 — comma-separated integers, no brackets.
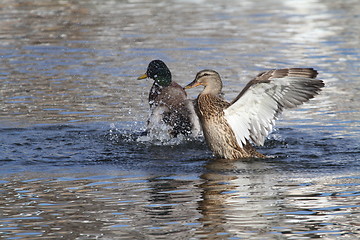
223,68,324,147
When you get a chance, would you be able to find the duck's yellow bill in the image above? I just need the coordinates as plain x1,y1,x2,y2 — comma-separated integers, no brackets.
184,80,201,89
137,73,148,80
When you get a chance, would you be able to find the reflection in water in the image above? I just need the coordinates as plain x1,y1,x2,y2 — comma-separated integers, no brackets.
1,0,360,239
198,160,278,238
0,171,202,239
1,163,358,239
197,159,360,239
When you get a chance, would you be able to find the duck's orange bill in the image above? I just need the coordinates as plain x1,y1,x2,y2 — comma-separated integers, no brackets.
184,79,201,89
137,73,148,80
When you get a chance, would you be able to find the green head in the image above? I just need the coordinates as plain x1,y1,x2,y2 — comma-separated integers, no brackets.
138,60,172,87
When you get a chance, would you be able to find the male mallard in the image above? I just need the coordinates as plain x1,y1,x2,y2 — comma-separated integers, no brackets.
185,68,324,159
138,60,201,137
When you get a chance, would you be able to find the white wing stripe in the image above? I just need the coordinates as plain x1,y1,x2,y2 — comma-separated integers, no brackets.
224,76,322,148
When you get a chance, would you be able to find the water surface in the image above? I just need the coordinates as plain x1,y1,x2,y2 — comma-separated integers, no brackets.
1,0,360,239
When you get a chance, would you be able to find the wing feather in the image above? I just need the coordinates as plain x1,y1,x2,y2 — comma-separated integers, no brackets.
224,69,324,148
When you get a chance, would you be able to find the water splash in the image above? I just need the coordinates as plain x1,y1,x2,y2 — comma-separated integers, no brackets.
106,122,202,146
137,123,185,145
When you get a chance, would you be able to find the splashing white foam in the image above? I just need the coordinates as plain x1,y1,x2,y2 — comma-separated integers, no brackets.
136,123,188,145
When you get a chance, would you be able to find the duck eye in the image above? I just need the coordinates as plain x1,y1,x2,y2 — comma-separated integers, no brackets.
199,73,210,78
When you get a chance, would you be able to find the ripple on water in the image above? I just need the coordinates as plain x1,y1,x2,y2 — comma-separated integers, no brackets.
1,0,360,239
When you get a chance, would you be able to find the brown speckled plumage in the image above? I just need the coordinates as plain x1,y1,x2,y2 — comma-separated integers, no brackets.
185,68,324,160
197,94,265,159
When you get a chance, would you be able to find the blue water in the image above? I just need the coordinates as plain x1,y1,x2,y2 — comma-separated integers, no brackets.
1,0,360,239
1,123,359,174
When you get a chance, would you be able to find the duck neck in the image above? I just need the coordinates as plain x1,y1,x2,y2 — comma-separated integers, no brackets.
154,75,171,87
202,82,222,96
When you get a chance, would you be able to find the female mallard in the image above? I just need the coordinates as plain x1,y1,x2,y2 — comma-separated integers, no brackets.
138,60,201,137
185,68,324,159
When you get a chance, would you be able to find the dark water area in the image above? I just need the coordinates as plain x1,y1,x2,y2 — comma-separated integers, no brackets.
1,123,359,239
1,0,360,239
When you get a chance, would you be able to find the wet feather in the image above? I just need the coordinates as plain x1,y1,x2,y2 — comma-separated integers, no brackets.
185,68,324,159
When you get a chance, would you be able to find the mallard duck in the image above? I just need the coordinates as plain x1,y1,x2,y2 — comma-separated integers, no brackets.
185,68,324,159
138,60,201,137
